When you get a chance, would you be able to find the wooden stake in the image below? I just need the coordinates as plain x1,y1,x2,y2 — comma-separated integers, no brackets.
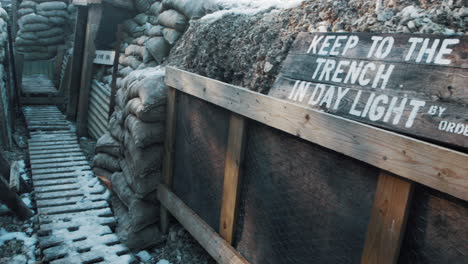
158,184,250,264
76,3,102,136
219,114,246,244
361,171,413,264
160,87,178,234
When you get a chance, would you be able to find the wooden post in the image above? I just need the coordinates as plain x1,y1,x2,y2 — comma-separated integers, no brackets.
108,24,123,120
361,171,413,264
0,73,12,150
76,3,103,137
158,184,250,264
15,52,24,98
219,114,246,244
6,24,20,113
53,46,66,87
66,5,89,120
160,87,178,234
0,175,33,220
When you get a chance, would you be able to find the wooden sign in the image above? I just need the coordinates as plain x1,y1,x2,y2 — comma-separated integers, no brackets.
270,33,468,149
93,50,115,65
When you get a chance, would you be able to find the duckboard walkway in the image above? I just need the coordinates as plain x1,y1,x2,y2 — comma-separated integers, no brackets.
21,75,64,105
24,105,134,263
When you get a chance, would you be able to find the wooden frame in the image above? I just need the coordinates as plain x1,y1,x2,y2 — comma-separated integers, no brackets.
161,66,468,264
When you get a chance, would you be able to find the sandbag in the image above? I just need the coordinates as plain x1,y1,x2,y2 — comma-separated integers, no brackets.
37,10,68,17
125,44,145,58
21,23,49,32
49,16,67,25
119,55,142,69
19,1,37,9
163,28,183,45
20,32,38,40
149,2,163,16
125,97,166,123
116,88,127,110
18,8,35,17
15,37,37,46
123,19,139,33
96,132,121,157
93,153,121,172
35,27,64,38
134,0,152,13
116,215,163,250
111,172,135,207
103,0,134,10
124,114,165,148
93,167,113,180
147,15,159,25
162,0,219,19
109,111,125,142
145,37,170,64
126,74,167,107
134,14,148,25
120,159,160,198
157,9,188,31
123,131,163,176
135,36,149,46
19,14,49,25
129,199,159,232
118,66,133,78
38,35,64,45
37,2,67,11
146,25,163,37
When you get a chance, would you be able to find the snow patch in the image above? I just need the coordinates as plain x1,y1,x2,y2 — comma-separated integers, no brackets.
157,260,172,264
202,0,304,22
136,250,152,262
0,228,37,263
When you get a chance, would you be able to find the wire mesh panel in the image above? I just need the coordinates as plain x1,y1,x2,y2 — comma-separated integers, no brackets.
172,93,230,230
234,122,380,264
398,186,468,264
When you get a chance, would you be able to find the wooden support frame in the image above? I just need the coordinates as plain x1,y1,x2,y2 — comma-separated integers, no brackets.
362,172,413,264
108,25,124,120
76,3,103,136
219,114,247,244
66,5,88,120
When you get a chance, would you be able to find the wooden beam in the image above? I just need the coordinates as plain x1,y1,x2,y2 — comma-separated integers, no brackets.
158,184,250,264
66,6,88,120
0,175,33,220
362,171,413,264
165,67,468,202
14,52,24,100
219,114,247,244
108,25,124,120
160,87,178,234
0,72,12,150
53,46,66,86
76,3,102,137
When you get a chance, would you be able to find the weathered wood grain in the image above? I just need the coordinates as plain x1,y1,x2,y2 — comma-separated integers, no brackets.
158,184,250,264
219,114,247,244
362,171,413,264
165,67,468,202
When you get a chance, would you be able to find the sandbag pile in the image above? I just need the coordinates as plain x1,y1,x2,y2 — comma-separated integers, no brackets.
93,67,167,250
0,5,8,63
16,0,74,60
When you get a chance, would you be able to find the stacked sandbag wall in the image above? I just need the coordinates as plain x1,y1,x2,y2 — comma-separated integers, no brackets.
15,0,76,60
91,0,219,251
0,4,9,144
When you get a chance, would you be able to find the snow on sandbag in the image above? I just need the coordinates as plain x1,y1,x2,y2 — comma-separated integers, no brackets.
111,172,135,207
129,199,159,232
93,153,121,172
18,8,35,17
96,132,121,157
126,73,167,107
120,158,160,197
19,14,49,25
134,14,148,25
21,23,50,32
37,1,67,11
157,9,188,32
118,66,133,78
163,28,183,45
134,0,152,13
35,27,64,38
119,55,142,69
146,25,163,37
162,0,219,19
125,44,145,58
145,37,170,64
49,16,67,25
124,114,165,148
125,97,166,123
19,1,37,9
135,36,149,46
37,10,68,18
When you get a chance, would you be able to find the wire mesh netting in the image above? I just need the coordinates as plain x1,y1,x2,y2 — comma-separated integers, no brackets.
172,93,230,230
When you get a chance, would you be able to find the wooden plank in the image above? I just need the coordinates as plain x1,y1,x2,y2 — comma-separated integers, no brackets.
9,161,21,192
269,32,468,148
76,3,103,137
0,176,33,220
66,6,88,120
108,24,123,120
219,114,247,244
361,171,413,264
165,67,468,202
54,46,66,85
160,87,178,234
158,184,250,264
